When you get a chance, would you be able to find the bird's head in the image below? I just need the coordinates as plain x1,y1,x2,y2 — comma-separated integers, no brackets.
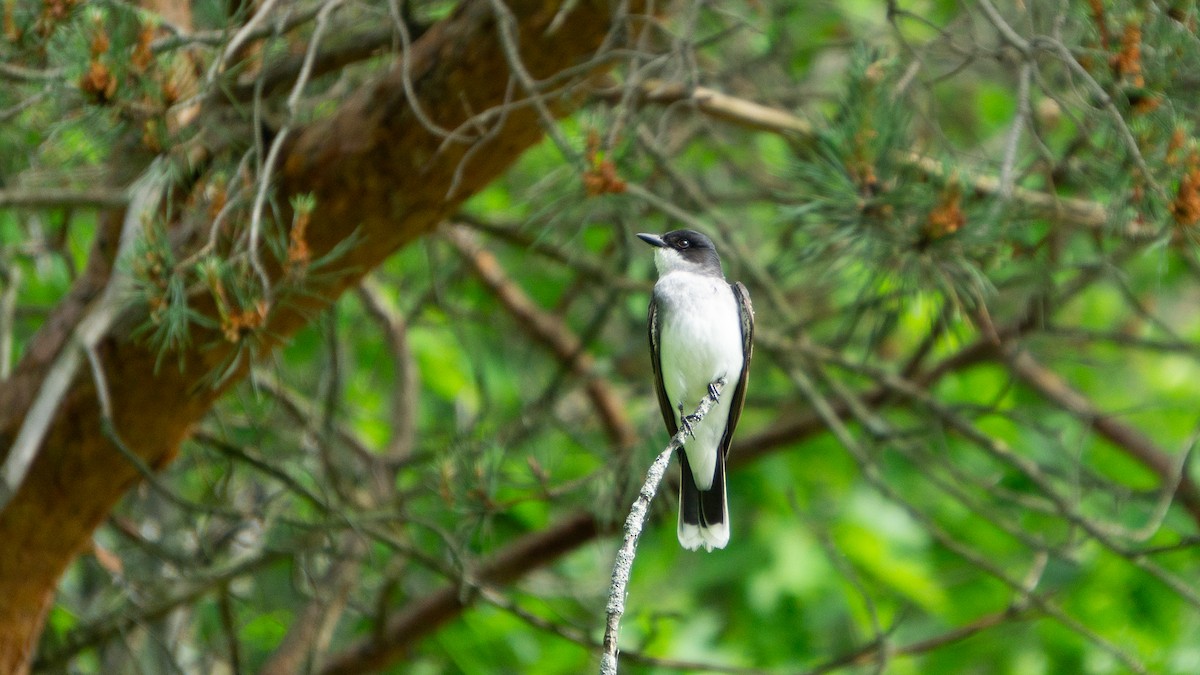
636,229,724,277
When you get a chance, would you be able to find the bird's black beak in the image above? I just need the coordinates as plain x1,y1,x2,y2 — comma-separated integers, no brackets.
637,233,666,248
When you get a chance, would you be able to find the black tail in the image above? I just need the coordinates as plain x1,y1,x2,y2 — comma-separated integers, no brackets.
677,451,730,551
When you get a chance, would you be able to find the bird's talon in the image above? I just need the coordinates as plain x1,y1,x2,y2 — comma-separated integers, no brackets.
677,403,698,438
707,382,720,399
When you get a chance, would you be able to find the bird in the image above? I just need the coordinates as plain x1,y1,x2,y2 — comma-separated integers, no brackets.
637,229,754,551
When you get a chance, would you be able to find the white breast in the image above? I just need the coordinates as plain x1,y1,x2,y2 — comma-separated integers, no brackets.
655,271,744,488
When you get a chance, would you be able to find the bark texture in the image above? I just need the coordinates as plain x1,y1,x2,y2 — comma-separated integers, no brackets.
0,1,637,669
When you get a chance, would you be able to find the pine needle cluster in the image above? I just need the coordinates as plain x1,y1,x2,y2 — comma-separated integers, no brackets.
786,51,998,323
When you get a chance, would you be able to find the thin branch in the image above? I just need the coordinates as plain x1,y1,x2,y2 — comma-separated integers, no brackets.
246,0,346,304
0,160,170,514
224,25,395,102
1033,35,1166,199
456,214,642,292
1000,342,1200,527
217,586,242,674
600,377,726,675
975,0,1031,54
897,151,1121,232
0,188,129,210
445,225,638,450
248,370,379,469
212,0,284,82
34,551,293,670
152,3,323,54
486,0,581,164
386,0,475,144
997,60,1033,198
318,511,602,674
356,278,419,463
791,335,1200,611
600,79,1138,236
260,536,364,675
480,584,773,674
0,263,18,381
593,78,815,137
0,90,49,124
773,346,1149,673
804,603,1027,675
0,62,66,82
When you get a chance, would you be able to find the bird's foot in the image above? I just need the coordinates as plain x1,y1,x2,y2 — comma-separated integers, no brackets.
678,403,698,439
707,381,721,400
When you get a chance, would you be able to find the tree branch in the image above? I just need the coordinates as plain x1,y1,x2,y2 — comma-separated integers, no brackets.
318,511,602,674
1000,343,1200,526
600,378,726,675
260,536,364,675
0,188,129,210
446,224,638,450
597,79,1141,236
0,160,169,514
356,277,420,463
0,0,651,667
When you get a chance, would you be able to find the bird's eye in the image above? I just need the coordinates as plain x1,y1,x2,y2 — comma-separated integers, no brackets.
677,239,691,249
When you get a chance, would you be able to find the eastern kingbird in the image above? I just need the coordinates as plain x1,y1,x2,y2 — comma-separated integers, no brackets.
638,229,754,551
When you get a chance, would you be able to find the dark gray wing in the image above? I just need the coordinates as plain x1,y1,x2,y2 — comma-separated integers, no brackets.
648,292,679,436
718,281,754,457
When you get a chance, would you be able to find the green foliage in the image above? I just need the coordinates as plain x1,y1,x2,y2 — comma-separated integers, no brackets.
787,51,1001,325
8,0,1200,673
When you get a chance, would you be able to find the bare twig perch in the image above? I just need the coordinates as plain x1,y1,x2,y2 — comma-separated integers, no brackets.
600,377,726,675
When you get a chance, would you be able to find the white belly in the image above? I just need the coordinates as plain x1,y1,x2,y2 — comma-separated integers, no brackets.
656,272,744,489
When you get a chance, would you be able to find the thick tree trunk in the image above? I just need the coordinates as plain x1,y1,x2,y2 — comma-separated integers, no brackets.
0,1,640,669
